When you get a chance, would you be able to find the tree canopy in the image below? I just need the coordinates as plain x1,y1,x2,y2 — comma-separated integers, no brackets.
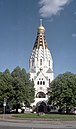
48,72,76,113
0,66,35,112
0,69,14,106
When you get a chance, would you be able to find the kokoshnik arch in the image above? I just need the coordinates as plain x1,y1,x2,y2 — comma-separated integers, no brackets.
29,20,54,111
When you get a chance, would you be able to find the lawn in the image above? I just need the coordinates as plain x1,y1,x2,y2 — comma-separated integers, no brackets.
13,113,76,120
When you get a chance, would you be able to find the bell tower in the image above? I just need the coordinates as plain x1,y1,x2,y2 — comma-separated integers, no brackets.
29,20,54,106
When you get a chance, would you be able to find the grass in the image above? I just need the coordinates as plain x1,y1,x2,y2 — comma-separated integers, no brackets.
13,113,76,120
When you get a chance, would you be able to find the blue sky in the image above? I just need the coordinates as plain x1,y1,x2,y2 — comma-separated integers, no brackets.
0,0,76,77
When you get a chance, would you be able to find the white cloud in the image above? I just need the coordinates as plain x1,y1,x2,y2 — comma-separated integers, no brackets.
72,33,76,38
39,0,72,18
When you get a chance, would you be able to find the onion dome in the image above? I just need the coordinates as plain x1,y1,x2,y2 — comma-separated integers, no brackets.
33,19,48,50
38,19,45,34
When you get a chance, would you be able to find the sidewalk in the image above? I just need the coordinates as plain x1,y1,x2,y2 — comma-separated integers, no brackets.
0,114,76,123
0,114,76,129
0,114,32,123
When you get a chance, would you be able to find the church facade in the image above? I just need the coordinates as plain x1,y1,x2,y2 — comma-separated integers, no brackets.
29,20,54,109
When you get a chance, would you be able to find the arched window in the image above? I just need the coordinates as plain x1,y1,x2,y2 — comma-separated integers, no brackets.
37,81,39,85
49,60,50,67
36,92,46,98
40,59,42,66
40,81,42,85
43,81,45,85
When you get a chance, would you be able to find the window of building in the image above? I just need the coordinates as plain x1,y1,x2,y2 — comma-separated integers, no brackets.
40,59,42,66
36,92,46,98
49,60,50,67
37,81,39,85
40,81,42,85
43,81,45,85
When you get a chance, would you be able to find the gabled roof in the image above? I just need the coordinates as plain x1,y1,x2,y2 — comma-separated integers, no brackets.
34,70,48,80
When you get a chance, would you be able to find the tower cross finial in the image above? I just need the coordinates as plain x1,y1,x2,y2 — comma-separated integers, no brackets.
40,19,42,26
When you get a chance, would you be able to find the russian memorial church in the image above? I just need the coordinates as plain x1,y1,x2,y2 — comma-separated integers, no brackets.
29,20,54,112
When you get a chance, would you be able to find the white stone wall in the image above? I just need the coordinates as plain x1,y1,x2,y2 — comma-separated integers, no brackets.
29,22,54,106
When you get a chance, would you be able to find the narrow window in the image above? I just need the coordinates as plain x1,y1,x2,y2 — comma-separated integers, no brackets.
40,81,42,85
49,60,50,67
43,81,45,85
40,59,42,66
37,81,39,85
49,79,50,85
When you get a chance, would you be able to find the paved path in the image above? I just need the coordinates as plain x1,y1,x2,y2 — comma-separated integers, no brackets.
0,121,76,129
0,114,76,129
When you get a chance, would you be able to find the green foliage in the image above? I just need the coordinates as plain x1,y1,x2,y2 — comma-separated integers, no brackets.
49,72,76,113
0,66,35,110
11,66,35,110
25,73,35,104
0,69,14,106
14,113,76,119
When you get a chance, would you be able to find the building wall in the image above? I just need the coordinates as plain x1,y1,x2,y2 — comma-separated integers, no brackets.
29,21,54,106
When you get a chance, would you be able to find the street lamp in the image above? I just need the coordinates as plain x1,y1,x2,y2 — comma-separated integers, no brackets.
3,98,7,114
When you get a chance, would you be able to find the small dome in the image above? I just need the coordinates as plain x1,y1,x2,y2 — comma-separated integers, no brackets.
38,19,45,34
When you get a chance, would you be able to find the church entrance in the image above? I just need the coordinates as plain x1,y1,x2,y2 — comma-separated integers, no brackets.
36,101,47,113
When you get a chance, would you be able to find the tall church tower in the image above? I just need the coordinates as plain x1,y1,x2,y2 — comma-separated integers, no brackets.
29,20,54,107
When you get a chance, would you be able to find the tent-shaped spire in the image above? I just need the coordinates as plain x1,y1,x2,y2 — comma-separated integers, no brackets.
33,20,48,49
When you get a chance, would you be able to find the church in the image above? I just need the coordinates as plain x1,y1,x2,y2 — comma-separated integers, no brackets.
29,20,54,112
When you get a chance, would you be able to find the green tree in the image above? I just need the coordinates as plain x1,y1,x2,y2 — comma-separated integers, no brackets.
25,73,35,105
11,66,35,112
0,67,35,112
0,69,14,107
48,72,76,113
